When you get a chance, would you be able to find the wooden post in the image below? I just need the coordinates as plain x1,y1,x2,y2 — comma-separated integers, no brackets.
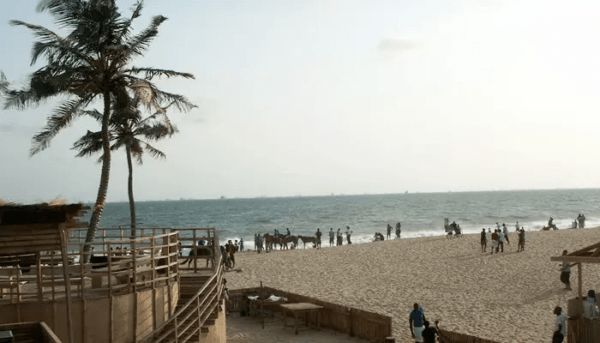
151,236,157,330
36,253,43,301
59,224,74,343
131,237,138,341
107,242,113,343
578,263,583,298
193,230,198,272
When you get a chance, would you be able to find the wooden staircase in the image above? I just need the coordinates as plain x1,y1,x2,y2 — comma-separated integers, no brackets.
141,261,225,343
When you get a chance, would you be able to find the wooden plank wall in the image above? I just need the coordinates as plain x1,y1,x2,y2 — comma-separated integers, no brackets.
438,329,499,343
228,286,392,342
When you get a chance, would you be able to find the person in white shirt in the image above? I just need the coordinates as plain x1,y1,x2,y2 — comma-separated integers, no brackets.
583,290,600,319
553,306,566,343
498,231,505,253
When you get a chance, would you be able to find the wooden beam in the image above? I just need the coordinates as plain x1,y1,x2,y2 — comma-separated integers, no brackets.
550,256,600,264
569,241,600,256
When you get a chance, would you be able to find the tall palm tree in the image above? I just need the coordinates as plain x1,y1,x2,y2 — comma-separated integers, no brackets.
73,82,182,237
3,0,194,260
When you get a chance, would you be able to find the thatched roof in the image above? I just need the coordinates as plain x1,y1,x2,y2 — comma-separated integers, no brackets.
0,203,87,227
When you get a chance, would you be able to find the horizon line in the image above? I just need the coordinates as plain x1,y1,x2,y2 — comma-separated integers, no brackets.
96,186,600,204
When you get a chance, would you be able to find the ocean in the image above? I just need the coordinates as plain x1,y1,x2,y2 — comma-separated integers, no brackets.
94,189,600,248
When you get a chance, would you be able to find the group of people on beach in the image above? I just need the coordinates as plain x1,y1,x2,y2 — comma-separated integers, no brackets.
571,213,586,229
373,222,402,241
328,227,353,246
479,222,526,254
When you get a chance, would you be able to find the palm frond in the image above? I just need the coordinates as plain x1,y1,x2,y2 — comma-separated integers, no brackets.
72,130,103,157
31,96,92,155
0,72,9,94
142,141,166,160
125,15,167,57
116,0,143,41
126,67,194,80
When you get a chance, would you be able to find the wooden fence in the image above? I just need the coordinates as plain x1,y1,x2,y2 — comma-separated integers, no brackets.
228,286,393,342
438,329,499,343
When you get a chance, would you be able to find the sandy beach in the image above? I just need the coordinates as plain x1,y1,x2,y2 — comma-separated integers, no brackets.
227,228,600,342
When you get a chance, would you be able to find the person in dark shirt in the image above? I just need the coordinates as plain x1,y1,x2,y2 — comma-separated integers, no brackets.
480,228,487,252
409,303,426,342
315,228,322,249
422,320,439,343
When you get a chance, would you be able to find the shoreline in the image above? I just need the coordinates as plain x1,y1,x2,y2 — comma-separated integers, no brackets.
226,227,600,342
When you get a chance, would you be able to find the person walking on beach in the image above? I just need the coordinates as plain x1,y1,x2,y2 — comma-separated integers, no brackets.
409,303,426,343
239,238,244,252
346,226,352,244
315,228,322,249
329,228,334,247
395,222,402,239
387,224,392,239
337,228,343,246
560,250,573,290
480,228,487,253
515,221,519,231
552,306,566,343
502,223,510,245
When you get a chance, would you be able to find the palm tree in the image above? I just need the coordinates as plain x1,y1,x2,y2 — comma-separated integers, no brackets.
3,0,194,260
73,82,182,237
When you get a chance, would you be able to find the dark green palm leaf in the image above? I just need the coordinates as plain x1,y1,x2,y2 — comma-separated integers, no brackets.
31,96,92,155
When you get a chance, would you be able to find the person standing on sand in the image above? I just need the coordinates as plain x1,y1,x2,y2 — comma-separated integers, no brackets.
517,228,525,252
421,320,439,343
409,303,426,343
239,238,244,252
315,228,322,249
387,224,392,239
560,250,574,290
515,221,519,231
329,228,334,247
480,228,487,252
395,222,402,239
498,229,505,253
491,230,499,254
337,228,342,246
553,306,566,343
346,226,352,244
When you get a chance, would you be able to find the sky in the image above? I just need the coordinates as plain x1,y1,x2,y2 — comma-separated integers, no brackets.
1,0,600,203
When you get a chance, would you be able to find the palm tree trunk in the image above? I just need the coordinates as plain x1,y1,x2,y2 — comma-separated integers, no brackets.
126,145,136,238
82,90,112,262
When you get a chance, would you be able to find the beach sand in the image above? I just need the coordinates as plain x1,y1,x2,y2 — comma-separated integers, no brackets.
226,228,600,342
227,315,370,342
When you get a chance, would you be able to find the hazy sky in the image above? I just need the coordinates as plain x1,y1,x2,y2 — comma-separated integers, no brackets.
1,0,600,203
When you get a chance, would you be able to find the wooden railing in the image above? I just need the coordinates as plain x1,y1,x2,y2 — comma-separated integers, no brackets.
0,230,180,304
438,329,499,343
141,232,225,343
227,286,393,342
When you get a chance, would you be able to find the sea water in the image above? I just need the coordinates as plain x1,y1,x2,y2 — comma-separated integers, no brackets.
96,189,600,249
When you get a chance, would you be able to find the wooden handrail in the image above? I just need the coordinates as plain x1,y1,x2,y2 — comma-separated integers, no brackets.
141,228,225,343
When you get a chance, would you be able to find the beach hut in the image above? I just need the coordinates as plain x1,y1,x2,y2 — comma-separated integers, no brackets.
551,243,600,342
0,203,87,343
